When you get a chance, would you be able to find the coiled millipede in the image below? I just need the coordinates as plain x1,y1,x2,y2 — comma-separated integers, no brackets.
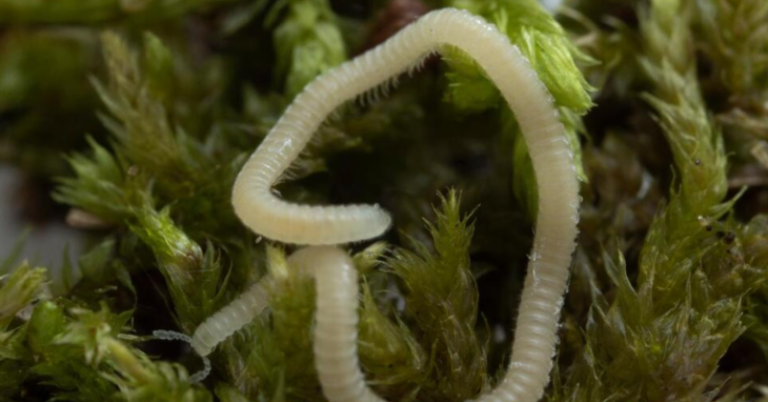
201,7,580,402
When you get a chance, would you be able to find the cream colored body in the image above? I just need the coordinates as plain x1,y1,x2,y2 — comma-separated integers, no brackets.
191,277,271,356
221,7,578,402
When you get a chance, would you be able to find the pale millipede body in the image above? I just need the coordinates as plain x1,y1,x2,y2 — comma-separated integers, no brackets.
289,247,381,402
226,7,579,402
190,277,271,356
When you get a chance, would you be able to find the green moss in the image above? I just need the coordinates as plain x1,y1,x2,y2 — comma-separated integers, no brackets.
0,263,47,330
549,1,765,400
388,190,487,401
269,0,347,97
4,0,768,400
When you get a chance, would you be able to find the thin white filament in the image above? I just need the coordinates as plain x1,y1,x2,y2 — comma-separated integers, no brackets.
231,7,579,402
152,330,212,383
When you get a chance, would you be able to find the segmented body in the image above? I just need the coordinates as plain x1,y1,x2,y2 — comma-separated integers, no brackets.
289,247,381,402
221,7,579,402
190,277,271,356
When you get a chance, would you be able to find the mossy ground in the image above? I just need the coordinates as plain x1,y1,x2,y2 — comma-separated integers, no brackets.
2,0,768,401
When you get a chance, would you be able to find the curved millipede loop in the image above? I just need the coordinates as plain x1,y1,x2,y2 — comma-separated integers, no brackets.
210,7,579,402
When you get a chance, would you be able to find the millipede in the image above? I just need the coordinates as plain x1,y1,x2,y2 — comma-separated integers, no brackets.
190,276,272,357
202,7,579,402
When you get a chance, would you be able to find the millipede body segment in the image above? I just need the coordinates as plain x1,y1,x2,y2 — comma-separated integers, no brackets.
191,277,271,356
224,7,580,402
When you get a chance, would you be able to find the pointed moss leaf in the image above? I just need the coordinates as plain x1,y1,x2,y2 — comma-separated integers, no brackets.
558,239,747,401
358,281,425,398
271,0,346,97
28,301,67,355
742,215,768,268
0,325,29,362
445,0,594,113
0,263,47,330
738,214,768,360
551,1,750,400
30,355,117,402
54,305,127,365
265,244,290,281
98,32,203,199
129,203,227,329
441,45,501,113
0,332,27,388
142,32,176,105
388,190,486,400
221,0,271,35
641,68,727,211
25,302,128,401
639,0,730,254
53,137,133,222
132,206,202,277
78,237,117,284
103,337,213,402
352,242,389,274
695,0,768,95
693,0,768,138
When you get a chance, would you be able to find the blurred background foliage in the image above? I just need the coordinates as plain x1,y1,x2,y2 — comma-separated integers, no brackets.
3,0,768,401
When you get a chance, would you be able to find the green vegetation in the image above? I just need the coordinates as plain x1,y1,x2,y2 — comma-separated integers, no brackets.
3,0,768,400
